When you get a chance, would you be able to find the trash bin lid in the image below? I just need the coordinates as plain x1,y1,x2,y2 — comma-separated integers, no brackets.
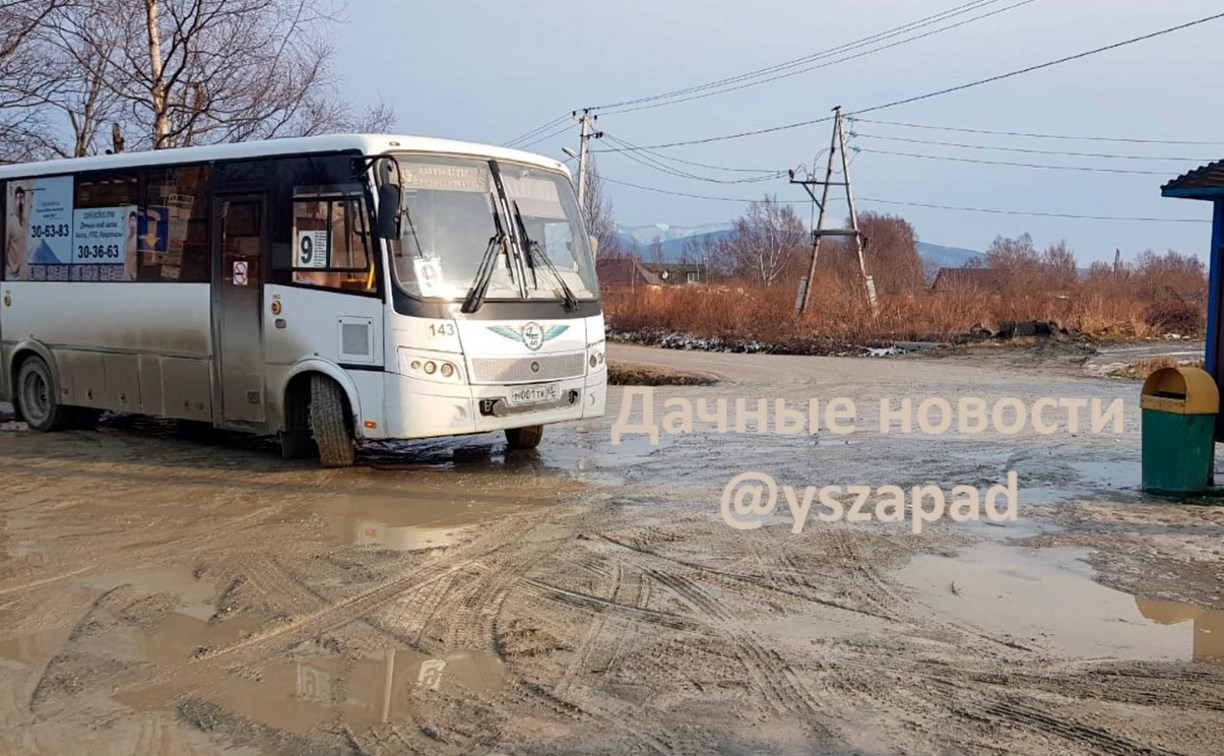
1141,366,1220,414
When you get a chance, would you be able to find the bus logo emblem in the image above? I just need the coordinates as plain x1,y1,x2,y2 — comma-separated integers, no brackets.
487,323,569,351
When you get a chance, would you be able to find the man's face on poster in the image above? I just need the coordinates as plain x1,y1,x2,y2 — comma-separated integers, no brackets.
13,188,26,225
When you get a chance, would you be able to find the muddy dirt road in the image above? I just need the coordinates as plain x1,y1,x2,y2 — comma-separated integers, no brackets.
2,342,1223,755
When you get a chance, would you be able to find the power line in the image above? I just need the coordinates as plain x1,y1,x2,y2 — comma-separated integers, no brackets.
591,10,1224,153
852,117,1224,146
858,148,1173,175
598,0,1043,115
851,132,1215,162
848,10,1224,116
601,133,784,184
503,114,571,148
857,196,1211,224
590,0,1018,112
601,176,806,204
514,122,575,151
600,174,1210,223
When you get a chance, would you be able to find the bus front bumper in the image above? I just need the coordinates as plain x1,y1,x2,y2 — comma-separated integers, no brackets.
381,372,606,440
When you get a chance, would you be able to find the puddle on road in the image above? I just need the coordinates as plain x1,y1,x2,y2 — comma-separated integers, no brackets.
311,493,527,552
114,648,505,735
900,543,1223,663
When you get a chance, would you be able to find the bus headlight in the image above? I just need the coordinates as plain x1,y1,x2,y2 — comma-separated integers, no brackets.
399,348,464,383
587,342,606,371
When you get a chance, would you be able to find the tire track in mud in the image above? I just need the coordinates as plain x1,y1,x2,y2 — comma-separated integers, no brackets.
561,534,834,732
0,503,279,601
973,698,1184,756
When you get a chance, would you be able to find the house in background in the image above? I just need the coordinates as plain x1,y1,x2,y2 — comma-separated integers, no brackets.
596,257,663,290
930,267,1003,294
641,262,708,285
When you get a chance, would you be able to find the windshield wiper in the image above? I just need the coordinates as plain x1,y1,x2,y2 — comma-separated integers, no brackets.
511,200,577,312
462,192,510,313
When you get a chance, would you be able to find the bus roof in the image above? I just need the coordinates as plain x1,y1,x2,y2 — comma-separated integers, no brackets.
0,134,571,180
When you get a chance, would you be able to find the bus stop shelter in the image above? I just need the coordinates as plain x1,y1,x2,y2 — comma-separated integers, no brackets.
1163,161,1224,440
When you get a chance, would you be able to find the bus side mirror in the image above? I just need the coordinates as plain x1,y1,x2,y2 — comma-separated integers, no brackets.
377,183,401,240
589,235,599,258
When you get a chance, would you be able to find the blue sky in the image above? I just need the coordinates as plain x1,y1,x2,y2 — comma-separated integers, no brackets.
333,1,1222,262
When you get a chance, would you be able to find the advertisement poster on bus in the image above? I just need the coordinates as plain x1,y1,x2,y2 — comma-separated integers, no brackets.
5,176,73,279
72,206,139,280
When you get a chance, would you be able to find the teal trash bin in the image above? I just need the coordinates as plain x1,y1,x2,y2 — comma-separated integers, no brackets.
1141,366,1219,496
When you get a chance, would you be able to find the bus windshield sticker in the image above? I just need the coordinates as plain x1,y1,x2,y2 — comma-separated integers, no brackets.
233,260,249,286
413,257,444,297
403,163,487,193
296,230,329,269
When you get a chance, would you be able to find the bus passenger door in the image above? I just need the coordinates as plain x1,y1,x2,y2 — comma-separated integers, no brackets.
211,195,267,428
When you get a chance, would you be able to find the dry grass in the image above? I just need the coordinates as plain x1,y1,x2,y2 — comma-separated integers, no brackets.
607,364,718,386
604,277,1203,350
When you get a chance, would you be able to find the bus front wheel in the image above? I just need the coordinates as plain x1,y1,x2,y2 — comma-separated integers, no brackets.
505,425,544,450
310,375,355,468
15,356,72,432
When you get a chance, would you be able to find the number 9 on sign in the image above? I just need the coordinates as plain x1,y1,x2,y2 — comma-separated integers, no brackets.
296,230,329,269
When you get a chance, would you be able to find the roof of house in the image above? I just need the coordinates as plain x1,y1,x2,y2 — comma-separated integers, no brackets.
1162,160,1224,199
597,257,663,287
641,262,706,282
931,267,1003,291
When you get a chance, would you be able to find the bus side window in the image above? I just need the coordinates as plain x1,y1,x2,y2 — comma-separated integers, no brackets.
284,192,373,292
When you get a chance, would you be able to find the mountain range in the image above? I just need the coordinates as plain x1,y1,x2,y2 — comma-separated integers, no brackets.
615,223,984,272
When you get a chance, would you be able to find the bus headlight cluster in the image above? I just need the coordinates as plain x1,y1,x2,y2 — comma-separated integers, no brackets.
400,349,462,382
587,343,606,370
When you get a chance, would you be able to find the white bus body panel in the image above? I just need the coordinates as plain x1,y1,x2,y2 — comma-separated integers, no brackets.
264,285,385,439
2,282,213,420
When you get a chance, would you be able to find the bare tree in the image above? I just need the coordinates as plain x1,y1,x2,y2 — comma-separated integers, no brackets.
0,0,73,160
33,0,394,153
723,195,806,286
858,212,924,295
580,155,618,258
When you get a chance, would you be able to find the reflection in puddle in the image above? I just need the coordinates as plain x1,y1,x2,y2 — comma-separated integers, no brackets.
312,494,527,552
116,648,505,734
900,544,1223,664
1136,598,1224,663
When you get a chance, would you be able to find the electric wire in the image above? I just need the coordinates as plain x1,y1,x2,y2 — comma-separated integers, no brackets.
590,0,1027,112
851,133,1216,161
856,145,1170,173
598,0,1044,115
600,174,1210,223
591,11,1224,152
503,113,572,148
851,117,1224,146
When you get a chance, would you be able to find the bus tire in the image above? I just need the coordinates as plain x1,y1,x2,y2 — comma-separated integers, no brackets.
310,374,354,468
15,356,72,432
505,425,544,450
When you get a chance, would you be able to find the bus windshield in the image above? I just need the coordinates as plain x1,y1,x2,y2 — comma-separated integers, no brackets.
388,155,598,303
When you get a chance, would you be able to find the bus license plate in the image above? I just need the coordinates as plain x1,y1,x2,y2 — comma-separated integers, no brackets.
509,383,560,406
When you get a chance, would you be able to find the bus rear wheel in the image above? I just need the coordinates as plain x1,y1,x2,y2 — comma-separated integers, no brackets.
16,356,72,432
505,425,544,450
310,375,355,468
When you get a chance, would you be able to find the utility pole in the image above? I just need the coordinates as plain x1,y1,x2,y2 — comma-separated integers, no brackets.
790,106,877,316
574,109,603,206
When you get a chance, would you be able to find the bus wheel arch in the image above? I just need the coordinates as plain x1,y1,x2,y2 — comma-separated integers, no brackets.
279,362,360,466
